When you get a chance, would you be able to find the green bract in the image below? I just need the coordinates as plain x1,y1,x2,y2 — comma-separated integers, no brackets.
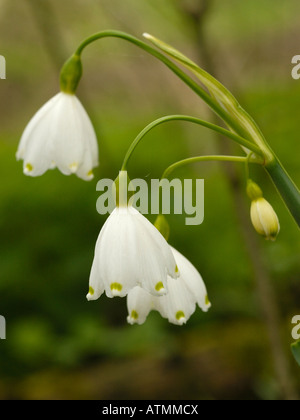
60,54,82,94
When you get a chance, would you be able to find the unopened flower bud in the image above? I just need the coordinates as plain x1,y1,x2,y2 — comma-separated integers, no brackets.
250,197,280,241
246,179,280,241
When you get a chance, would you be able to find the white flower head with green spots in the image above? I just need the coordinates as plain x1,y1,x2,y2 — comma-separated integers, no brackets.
127,246,210,325
87,205,179,300
16,92,98,180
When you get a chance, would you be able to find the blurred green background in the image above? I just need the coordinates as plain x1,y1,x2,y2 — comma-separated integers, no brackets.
0,0,299,400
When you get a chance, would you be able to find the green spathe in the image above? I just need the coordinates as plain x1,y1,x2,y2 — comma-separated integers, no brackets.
60,54,82,94
246,179,263,201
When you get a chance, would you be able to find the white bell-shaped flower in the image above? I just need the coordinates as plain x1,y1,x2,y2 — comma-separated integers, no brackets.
87,206,179,299
127,246,211,325
16,92,98,180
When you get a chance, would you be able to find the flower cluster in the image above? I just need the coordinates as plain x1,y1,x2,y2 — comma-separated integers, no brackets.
16,33,285,327
16,65,211,325
86,184,211,325
15,85,280,327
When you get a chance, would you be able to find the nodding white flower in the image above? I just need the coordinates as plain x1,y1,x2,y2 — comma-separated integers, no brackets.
86,206,179,300
127,246,211,326
250,198,280,241
16,92,98,180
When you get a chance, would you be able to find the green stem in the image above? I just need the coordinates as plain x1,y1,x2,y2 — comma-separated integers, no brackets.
161,155,254,179
75,30,250,136
265,159,300,227
74,30,300,227
245,152,255,181
121,115,263,170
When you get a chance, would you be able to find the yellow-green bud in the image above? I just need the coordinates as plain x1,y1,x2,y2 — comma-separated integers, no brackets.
60,54,82,94
250,197,280,241
246,179,263,200
154,215,170,241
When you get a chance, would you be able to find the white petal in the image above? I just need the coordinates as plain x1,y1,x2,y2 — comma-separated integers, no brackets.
89,206,178,298
93,207,140,298
126,246,211,326
87,212,114,299
154,276,196,325
171,247,211,312
132,210,178,295
75,148,94,181
86,256,104,300
55,94,98,177
16,93,61,160
127,286,154,325
17,93,62,176
76,96,99,168
52,94,86,174
135,211,179,280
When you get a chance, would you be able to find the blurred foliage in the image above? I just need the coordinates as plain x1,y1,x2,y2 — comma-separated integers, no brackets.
291,341,300,366
0,0,299,400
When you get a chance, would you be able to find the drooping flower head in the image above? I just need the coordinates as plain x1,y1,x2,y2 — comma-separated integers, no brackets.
16,93,99,180
87,172,179,300
127,246,211,325
16,54,99,180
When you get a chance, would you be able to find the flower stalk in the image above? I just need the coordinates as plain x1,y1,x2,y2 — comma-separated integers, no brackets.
120,115,262,171
65,29,300,227
161,155,257,180
73,30,249,136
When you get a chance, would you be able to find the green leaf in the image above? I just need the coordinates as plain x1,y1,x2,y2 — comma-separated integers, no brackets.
291,340,300,366
143,33,272,161
144,32,238,109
